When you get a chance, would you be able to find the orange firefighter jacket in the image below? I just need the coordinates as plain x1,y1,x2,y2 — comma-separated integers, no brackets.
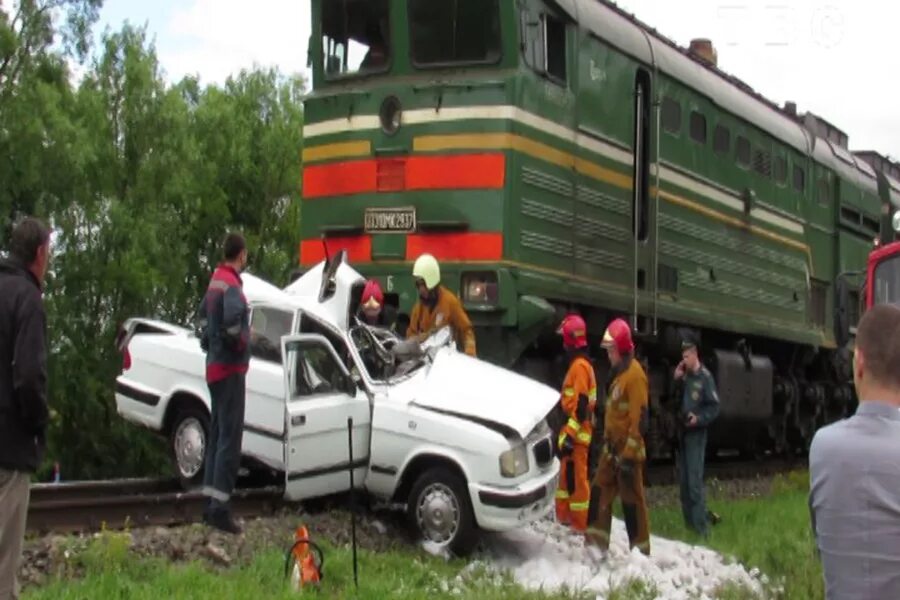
406,285,477,357
559,355,598,448
602,357,649,462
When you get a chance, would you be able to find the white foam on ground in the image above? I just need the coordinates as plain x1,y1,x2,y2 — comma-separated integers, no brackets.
472,517,768,599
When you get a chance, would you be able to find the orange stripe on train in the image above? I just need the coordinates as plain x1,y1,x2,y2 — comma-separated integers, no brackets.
302,154,505,199
299,232,503,266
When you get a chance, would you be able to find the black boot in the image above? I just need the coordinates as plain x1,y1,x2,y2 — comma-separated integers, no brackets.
207,505,242,535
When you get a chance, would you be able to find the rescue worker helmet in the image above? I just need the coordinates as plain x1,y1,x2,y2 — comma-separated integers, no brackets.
361,279,383,316
557,314,588,350
601,318,634,354
412,253,441,290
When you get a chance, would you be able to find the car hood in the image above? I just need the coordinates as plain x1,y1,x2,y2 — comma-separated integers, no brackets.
410,348,559,439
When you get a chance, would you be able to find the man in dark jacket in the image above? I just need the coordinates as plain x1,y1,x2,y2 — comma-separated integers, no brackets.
0,217,50,599
196,232,250,534
672,332,721,537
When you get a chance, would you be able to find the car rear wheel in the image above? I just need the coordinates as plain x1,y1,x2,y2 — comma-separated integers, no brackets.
169,405,209,490
407,467,478,557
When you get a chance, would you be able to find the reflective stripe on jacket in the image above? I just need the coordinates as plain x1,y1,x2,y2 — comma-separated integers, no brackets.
559,355,598,447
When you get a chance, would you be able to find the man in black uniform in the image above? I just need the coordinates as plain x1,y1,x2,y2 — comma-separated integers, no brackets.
672,332,721,537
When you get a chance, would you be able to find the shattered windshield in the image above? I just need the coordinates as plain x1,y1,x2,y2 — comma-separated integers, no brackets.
408,0,501,67
320,0,390,78
349,322,453,382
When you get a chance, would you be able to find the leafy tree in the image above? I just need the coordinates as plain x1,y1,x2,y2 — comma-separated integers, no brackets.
0,11,306,480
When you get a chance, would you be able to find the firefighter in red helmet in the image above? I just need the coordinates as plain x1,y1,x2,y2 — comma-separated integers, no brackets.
555,314,598,533
585,318,651,556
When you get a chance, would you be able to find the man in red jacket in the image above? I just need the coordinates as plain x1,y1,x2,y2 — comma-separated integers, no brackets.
197,232,250,534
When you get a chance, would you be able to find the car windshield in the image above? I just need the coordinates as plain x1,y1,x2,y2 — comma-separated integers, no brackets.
408,0,501,67
874,254,900,306
320,0,390,78
349,321,452,382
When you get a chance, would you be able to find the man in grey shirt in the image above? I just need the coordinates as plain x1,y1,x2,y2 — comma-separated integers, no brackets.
809,304,900,600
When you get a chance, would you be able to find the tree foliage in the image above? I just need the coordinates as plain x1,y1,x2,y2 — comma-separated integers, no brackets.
0,4,305,480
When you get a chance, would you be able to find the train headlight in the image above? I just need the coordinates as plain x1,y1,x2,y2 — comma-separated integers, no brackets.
379,95,402,136
461,271,499,305
892,209,900,233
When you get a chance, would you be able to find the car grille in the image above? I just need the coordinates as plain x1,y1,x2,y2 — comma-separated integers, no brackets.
532,437,553,468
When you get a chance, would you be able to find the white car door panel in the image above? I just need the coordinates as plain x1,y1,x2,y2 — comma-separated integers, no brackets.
282,333,371,500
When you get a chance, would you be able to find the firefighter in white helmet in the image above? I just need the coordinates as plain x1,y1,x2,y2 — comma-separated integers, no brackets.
406,253,476,357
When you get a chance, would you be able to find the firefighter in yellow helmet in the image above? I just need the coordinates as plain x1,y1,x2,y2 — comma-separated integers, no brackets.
585,318,651,556
555,314,598,532
405,254,477,357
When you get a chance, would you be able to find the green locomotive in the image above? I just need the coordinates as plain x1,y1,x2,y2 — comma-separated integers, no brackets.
299,0,900,460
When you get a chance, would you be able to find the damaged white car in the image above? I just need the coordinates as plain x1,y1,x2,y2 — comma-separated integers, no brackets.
114,251,560,554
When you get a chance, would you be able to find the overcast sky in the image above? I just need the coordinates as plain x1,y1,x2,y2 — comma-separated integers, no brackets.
93,0,898,159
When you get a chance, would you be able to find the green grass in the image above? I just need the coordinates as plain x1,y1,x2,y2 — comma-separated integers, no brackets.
24,471,823,600
634,470,823,600
23,533,591,600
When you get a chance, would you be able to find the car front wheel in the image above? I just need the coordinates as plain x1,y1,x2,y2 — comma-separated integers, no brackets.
407,467,478,557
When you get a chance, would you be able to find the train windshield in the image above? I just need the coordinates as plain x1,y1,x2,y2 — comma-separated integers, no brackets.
874,254,900,306
408,0,502,67
320,0,390,78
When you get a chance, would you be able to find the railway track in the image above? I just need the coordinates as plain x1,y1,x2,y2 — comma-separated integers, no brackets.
26,478,285,534
25,457,806,535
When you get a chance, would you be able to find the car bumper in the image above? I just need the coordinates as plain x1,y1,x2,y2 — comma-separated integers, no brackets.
468,459,559,531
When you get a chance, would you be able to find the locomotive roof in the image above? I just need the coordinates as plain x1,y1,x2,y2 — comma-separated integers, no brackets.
565,0,879,192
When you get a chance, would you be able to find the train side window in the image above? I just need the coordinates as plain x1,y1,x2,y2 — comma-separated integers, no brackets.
753,148,771,178
713,124,730,155
689,111,706,144
520,9,566,85
544,14,567,83
793,164,806,192
774,156,788,186
661,97,680,134
736,136,751,168
817,177,831,206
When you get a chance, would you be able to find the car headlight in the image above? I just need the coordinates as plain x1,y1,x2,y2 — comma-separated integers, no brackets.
499,443,529,478
462,271,499,305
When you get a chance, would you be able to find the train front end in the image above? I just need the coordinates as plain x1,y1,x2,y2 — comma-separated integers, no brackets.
301,0,553,364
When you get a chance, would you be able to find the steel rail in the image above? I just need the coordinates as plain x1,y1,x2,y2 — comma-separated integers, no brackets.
26,481,285,534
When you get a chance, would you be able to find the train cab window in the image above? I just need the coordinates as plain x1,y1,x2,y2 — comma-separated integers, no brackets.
774,156,788,185
736,136,751,167
793,164,806,192
689,111,707,144
409,0,501,67
713,124,730,155
321,0,390,78
661,97,681,134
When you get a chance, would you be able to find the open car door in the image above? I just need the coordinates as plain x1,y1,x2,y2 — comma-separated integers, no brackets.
281,333,371,500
